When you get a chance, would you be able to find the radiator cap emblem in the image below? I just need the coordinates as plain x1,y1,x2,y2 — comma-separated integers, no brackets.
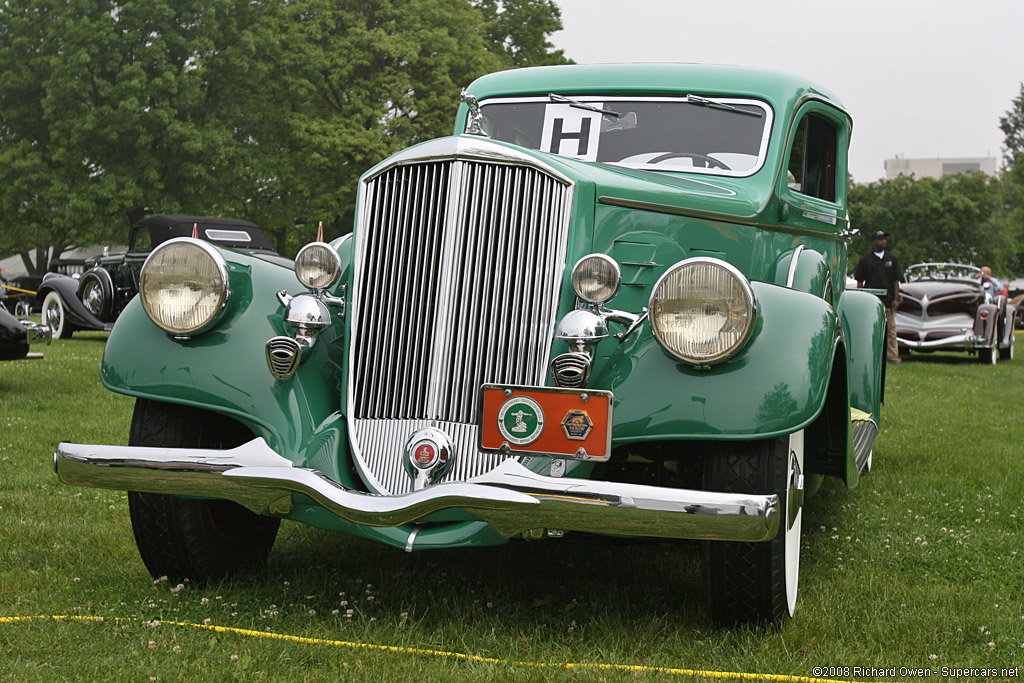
404,427,454,490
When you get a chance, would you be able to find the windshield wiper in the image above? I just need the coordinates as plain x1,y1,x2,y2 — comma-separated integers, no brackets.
684,94,763,117
548,93,622,118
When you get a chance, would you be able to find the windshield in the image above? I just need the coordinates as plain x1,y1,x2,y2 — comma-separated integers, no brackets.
904,263,982,282
471,95,773,176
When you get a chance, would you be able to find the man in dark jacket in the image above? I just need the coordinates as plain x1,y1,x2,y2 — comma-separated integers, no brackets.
854,230,903,364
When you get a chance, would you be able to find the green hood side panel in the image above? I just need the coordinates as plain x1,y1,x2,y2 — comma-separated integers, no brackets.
100,251,346,472
595,282,839,442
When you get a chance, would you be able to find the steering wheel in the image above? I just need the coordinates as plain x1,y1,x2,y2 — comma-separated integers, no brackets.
648,152,731,170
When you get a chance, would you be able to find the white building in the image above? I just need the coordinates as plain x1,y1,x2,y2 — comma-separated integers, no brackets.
884,155,997,180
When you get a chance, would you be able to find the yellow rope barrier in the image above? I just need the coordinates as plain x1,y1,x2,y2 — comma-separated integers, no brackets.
1,614,851,682
0,282,37,296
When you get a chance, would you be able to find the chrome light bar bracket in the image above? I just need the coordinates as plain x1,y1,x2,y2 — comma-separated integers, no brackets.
266,285,346,380
550,302,647,388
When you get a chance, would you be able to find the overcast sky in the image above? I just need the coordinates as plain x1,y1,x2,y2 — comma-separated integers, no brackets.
550,0,1023,182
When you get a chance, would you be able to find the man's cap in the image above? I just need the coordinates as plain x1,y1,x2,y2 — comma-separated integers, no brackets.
870,230,889,240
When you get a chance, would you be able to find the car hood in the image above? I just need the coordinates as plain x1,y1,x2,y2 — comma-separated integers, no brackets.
361,135,772,224
901,279,982,301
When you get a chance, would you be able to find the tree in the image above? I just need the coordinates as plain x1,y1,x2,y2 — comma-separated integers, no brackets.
1,0,572,263
473,0,572,68
0,0,273,271
848,173,1011,272
999,82,1024,169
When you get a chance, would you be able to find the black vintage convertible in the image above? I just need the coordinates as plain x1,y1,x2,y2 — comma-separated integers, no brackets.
0,305,50,361
895,263,1016,364
37,215,284,338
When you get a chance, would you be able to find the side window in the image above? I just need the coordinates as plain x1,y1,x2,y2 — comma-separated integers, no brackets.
129,228,153,253
787,114,838,202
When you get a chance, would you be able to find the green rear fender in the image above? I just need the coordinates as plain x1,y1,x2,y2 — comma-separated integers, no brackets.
100,251,345,470
596,282,840,441
835,288,886,419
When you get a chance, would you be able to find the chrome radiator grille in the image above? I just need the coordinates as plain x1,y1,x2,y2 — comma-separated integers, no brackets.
348,145,573,494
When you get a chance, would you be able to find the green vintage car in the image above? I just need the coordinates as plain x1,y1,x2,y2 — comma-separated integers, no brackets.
55,64,886,625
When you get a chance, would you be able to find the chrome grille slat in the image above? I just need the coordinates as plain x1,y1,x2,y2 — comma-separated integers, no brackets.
349,149,573,494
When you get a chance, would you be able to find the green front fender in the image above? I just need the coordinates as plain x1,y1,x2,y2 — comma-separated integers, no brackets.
597,282,840,442
100,252,344,462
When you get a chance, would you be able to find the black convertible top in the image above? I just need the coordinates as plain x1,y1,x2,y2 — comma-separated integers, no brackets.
132,215,276,252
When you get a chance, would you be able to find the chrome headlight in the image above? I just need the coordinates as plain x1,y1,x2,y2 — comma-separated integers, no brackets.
295,242,341,290
140,238,229,335
648,258,755,364
571,254,621,304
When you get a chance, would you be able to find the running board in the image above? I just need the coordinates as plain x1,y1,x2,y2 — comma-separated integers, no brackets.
851,408,878,474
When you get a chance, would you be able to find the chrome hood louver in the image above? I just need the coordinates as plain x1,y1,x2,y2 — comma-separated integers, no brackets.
347,137,575,494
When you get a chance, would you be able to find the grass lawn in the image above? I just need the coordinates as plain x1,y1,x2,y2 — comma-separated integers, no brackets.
1,331,1022,681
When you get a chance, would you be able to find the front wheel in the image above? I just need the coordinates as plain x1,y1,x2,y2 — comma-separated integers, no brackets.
702,431,804,625
41,291,74,339
126,399,280,583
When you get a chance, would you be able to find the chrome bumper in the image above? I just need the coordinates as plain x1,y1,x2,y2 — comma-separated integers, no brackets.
896,333,985,350
54,438,779,543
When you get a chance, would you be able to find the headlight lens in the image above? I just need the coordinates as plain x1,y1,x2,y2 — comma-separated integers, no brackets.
295,242,341,290
571,254,621,304
140,239,229,335
649,258,755,364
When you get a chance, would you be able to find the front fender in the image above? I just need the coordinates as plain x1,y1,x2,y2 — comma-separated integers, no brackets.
39,273,106,330
100,251,345,467
597,282,840,442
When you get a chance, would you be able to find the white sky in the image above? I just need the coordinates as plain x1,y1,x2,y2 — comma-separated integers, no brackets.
550,0,1024,182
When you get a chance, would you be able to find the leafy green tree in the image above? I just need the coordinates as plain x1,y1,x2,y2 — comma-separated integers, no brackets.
473,0,571,68
1,0,572,263
0,0,272,271
998,82,1024,275
849,173,1010,272
247,0,509,252
999,82,1024,168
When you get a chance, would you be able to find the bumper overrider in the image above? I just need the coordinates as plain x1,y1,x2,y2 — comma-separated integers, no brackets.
54,438,779,543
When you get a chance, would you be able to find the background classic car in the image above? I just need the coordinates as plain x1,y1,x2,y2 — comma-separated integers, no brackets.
895,263,1016,364
0,305,50,361
36,215,284,338
55,64,886,625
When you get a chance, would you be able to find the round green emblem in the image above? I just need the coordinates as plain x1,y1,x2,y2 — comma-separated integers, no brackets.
497,396,545,446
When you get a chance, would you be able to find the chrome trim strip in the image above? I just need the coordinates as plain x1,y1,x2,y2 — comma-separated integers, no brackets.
786,245,805,288
54,439,779,543
361,136,574,187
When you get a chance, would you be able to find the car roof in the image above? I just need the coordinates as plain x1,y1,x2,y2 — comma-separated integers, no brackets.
132,215,276,252
464,63,850,125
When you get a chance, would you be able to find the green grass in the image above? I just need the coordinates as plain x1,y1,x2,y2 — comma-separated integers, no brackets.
1,332,1022,681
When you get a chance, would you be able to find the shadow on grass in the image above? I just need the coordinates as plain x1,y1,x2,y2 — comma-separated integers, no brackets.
259,522,709,630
